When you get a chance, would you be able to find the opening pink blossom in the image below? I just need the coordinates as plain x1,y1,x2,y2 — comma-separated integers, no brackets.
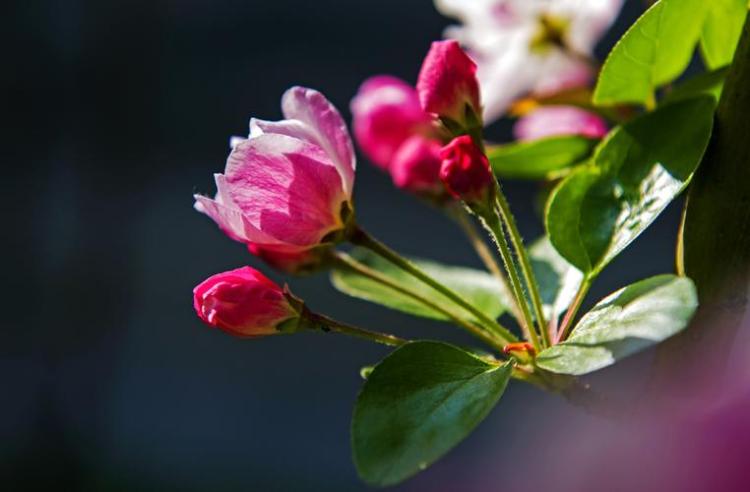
194,87,356,256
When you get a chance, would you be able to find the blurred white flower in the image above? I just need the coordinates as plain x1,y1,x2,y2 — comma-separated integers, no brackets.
436,0,624,123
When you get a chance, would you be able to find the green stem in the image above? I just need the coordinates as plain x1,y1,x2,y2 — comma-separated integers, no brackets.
331,251,508,352
494,187,551,348
556,275,593,343
350,226,518,345
304,310,407,347
448,205,523,323
477,209,541,350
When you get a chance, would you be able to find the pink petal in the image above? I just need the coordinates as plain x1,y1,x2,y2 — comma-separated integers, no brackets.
280,86,356,198
224,133,347,248
351,76,432,170
194,178,289,249
513,105,608,141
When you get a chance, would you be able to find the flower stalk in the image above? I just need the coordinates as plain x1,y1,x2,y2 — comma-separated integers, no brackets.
474,207,541,350
349,226,518,345
304,310,408,347
448,205,523,322
492,187,551,347
556,275,593,343
330,251,509,352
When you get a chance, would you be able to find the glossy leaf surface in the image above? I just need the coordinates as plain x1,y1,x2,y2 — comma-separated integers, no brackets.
536,275,698,375
546,97,715,274
353,341,512,486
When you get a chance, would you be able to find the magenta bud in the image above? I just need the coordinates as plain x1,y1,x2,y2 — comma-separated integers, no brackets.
193,267,300,337
390,135,446,198
439,135,494,204
417,40,482,128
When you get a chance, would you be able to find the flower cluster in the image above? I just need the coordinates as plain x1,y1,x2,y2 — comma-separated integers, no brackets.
189,0,726,484
194,42,495,336
185,0,750,486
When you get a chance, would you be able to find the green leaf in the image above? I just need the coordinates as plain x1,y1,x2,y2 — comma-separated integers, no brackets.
536,275,698,375
487,135,597,180
662,67,728,105
529,236,584,319
700,0,748,69
545,97,715,274
352,341,512,486
593,0,709,106
331,248,508,322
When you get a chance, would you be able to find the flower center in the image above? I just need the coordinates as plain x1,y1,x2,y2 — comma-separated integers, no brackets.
530,13,570,54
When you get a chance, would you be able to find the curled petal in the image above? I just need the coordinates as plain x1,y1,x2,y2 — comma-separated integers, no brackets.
194,189,288,249
281,86,356,197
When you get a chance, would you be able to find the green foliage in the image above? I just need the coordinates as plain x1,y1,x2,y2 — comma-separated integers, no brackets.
487,136,597,180
536,275,698,375
352,341,511,486
700,0,748,69
331,248,508,322
593,0,747,107
662,67,728,105
593,0,709,106
545,97,715,274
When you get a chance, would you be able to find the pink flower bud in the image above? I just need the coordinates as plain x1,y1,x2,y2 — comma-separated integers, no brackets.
513,105,608,141
194,87,356,258
390,135,445,197
351,76,433,170
247,244,327,275
439,135,494,203
193,267,300,337
417,40,481,126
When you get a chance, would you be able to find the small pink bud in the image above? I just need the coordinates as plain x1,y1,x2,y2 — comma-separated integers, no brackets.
513,105,608,141
439,135,494,203
390,135,445,198
417,40,481,127
351,76,433,170
193,267,300,337
247,244,327,275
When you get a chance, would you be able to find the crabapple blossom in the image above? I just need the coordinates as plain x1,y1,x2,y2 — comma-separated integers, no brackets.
194,87,356,266
435,0,624,123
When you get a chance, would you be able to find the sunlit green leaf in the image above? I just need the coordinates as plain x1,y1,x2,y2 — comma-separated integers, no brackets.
487,135,597,180
546,97,715,274
700,0,748,69
593,0,709,106
331,248,508,322
352,341,512,486
536,275,698,375
662,67,728,105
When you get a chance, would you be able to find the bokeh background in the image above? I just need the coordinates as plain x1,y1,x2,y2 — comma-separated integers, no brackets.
10,1,747,490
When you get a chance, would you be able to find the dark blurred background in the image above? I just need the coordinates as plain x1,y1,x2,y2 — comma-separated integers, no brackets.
5,1,705,490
